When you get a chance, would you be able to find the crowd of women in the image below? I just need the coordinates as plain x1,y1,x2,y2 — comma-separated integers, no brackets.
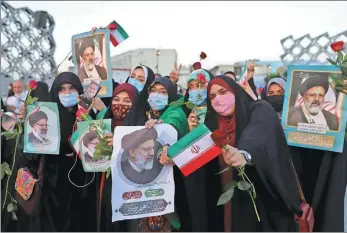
1,63,346,232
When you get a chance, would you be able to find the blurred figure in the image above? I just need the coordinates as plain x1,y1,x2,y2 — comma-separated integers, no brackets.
6,80,28,114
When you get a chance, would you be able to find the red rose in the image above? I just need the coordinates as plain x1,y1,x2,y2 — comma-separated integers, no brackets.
200,52,207,60
257,87,263,95
196,73,207,84
76,109,88,119
192,62,201,70
108,23,117,30
330,41,344,52
28,80,38,90
211,129,228,147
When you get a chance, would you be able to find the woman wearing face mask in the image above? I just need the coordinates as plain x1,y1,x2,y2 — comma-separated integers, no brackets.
96,83,139,232
205,75,301,232
261,77,285,119
124,66,155,126
129,77,190,232
262,77,347,231
182,69,214,131
27,72,96,232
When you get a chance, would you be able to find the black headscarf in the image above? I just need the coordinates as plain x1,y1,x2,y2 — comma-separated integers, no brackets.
149,76,180,103
123,66,155,126
31,81,49,101
205,75,301,231
49,72,83,154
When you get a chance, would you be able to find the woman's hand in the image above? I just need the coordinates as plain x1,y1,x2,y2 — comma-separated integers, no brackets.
103,133,113,147
188,112,198,131
222,146,247,168
92,97,106,112
145,119,163,129
17,105,26,120
159,146,174,165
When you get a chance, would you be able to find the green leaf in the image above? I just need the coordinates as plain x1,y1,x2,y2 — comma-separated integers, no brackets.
99,119,106,130
340,64,347,76
215,166,231,175
1,162,10,177
335,85,344,91
185,101,196,110
217,187,234,205
25,96,33,105
327,58,337,65
237,180,252,191
11,211,18,221
0,168,5,180
224,181,238,192
7,203,14,212
1,129,18,140
337,52,344,64
106,168,111,179
32,97,39,103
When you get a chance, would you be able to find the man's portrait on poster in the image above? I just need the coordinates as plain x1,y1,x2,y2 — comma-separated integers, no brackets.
27,110,52,147
119,127,164,185
74,33,108,84
286,71,341,132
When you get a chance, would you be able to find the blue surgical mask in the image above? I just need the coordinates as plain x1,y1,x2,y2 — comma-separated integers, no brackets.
188,89,207,106
147,93,168,111
128,77,145,93
59,93,78,108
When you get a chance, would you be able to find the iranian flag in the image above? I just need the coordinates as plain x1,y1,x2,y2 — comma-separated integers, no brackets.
107,20,129,47
167,124,222,177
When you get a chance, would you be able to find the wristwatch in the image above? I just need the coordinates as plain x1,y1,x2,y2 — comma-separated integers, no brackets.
239,150,252,165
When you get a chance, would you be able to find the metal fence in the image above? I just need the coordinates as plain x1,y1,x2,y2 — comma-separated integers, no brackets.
0,1,56,96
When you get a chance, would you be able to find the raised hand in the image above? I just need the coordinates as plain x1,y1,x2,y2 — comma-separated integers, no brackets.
188,112,198,131
169,62,182,84
246,60,255,81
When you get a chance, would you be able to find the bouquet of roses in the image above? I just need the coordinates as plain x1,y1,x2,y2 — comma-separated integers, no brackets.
211,129,260,222
1,80,38,220
327,41,347,94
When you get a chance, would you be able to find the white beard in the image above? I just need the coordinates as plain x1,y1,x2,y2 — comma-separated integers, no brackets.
304,101,321,115
135,157,154,171
86,62,95,71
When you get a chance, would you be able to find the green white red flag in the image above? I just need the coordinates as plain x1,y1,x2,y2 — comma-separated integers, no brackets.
167,124,221,176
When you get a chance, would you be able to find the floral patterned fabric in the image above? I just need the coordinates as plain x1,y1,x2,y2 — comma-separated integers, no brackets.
15,168,38,201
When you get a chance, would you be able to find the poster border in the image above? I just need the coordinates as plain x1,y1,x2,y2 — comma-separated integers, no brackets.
282,64,347,152
71,29,113,98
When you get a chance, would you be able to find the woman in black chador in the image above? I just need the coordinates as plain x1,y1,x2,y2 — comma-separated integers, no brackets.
204,75,302,231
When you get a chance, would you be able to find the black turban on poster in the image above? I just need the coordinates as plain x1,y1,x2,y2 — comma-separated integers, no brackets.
83,130,98,147
299,73,329,96
79,38,95,57
121,128,158,150
28,111,48,127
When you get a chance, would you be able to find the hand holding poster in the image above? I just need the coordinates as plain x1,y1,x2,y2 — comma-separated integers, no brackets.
111,123,177,222
282,65,347,152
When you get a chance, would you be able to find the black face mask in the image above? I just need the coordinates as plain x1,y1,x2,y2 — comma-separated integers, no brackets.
266,95,284,112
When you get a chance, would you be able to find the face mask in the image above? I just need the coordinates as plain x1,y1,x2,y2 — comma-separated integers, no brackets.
267,95,284,112
147,93,168,111
211,93,235,115
111,104,131,120
128,78,145,93
59,93,78,108
188,89,207,106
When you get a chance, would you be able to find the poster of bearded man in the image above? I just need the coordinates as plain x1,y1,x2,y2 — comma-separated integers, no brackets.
282,65,347,153
71,29,113,98
24,102,60,155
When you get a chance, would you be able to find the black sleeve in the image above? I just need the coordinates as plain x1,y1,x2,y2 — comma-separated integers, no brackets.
248,77,258,97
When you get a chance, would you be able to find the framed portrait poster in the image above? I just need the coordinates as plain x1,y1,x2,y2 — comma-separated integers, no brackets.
282,65,347,153
71,29,113,98
111,124,177,221
77,119,112,172
24,102,60,155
